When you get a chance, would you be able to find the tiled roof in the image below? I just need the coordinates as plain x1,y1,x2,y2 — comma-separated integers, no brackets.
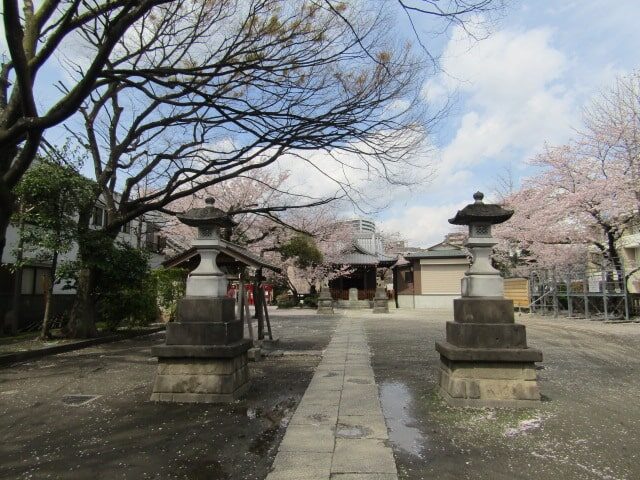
334,252,389,266
331,230,395,266
162,240,280,272
405,249,468,259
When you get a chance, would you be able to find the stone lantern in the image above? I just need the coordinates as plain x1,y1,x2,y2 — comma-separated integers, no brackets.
372,275,389,313
150,198,252,403
435,192,542,408
317,278,335,314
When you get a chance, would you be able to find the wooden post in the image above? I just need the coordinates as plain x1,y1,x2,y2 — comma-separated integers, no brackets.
602,269,609,321
255,268,265,340
622,267,630,321
261,287,273,341
551,269,558,318
239,280,254,341
566,275,573,318
583,277,590,320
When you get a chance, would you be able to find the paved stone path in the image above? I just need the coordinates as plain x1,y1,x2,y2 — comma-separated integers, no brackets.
267,316,398,480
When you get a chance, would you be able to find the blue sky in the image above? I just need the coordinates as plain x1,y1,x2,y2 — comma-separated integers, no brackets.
376,0,640,247
2,1,639,247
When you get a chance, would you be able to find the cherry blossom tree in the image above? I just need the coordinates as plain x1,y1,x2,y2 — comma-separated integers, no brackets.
164,173,353,297
272,215,353,298
495,71,640,285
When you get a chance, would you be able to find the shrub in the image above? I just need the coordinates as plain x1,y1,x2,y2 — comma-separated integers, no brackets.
152,268,187,321
94,243,158,330
303,294,318,308
276,293,296,309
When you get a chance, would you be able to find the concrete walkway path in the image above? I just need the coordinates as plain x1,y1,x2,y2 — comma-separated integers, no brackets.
267,316,398,480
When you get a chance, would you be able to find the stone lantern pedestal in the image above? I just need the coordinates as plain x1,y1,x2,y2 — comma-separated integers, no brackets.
317,281,334,314
435,192,542,408
372,278,389,313
150,199,251,403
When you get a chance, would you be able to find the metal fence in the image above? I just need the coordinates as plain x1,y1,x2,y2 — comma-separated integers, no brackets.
528,263,631,321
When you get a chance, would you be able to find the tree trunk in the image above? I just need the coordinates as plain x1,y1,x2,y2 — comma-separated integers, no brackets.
0,163,16,265
0,203,10,268
606,230,624,291
40,250,58,340
254,274,264,340
3,201,22,335
67,208,98,338
68,267,98,338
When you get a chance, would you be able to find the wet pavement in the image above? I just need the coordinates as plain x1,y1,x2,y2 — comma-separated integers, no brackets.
379,381,425,459
267,316,397,479
0,310,338,480
365,309,640,480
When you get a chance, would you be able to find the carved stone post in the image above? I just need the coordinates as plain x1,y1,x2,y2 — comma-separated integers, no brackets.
317,278,334,314
373,276,389,313
435,192,543,408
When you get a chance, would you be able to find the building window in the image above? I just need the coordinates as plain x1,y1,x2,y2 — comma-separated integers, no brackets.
404,271,413,284
20,268,34,294
121,221,130,234
20,267,50,295
92,207,104,226
145,223,166,253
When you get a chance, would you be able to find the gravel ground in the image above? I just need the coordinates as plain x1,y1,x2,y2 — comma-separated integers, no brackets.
1,308,639,479
0,310,337,480
364,309,640,480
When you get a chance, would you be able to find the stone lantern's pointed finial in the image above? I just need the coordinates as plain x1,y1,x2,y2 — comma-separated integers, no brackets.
473,191,484,203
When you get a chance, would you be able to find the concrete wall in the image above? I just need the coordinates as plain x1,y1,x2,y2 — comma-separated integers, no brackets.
397,293,456,311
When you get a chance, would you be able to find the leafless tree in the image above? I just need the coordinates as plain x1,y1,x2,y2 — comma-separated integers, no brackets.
0,0,178,259
0,0,507,264
2,0,508,336
63,0,431,335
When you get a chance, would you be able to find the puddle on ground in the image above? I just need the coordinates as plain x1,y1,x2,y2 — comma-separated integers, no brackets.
247,397,297,457
379,381,426,458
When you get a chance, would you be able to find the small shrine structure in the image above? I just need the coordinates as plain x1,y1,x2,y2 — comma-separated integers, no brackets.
329,219,395,305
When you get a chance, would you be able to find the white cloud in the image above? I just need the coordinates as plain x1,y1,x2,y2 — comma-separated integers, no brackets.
0,19,7,54
272,138,435,213
428,25,577,176
378,202,468,248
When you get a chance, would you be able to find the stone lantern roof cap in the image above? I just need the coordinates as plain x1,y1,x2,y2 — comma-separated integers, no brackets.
176,197,237,228
448,191,514,226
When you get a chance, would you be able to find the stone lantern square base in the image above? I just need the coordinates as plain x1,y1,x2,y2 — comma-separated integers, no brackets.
435,296,543,408
317,289,335,314
150,346,251,403
150,296,252,403
436,355,541,408
372,287,389,313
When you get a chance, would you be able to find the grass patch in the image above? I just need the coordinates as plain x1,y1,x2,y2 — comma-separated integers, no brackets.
0,331,39,345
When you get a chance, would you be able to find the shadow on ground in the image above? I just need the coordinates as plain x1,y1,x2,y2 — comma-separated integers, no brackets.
0,311,337,480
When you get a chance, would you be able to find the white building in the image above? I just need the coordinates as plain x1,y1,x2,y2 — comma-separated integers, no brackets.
0,201,166,330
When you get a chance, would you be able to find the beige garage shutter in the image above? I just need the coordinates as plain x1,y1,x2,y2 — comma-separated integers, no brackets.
420,264,466,294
